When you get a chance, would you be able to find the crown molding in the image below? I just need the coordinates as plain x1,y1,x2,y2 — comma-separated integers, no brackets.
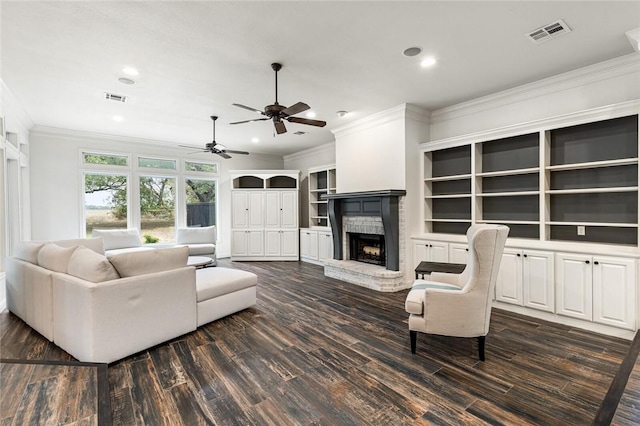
431,53,640,123
284,140,335,163
332,103,430,139
421,99,640,151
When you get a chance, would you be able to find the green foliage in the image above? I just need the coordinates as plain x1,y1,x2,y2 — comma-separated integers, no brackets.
143,234,159,244
139,176,175,219
186,179,216,203
185,161,217,173
83,153,127,166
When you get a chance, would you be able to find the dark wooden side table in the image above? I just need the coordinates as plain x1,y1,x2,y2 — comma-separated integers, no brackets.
414,261,466,279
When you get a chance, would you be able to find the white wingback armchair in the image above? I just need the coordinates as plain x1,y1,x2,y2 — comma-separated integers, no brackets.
405,224,509,361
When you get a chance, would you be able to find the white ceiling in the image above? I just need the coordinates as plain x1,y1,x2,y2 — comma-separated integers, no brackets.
2,1,639,156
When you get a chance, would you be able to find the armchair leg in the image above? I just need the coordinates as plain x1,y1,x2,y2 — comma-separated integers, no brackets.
410,330,417,354
478,336,485,361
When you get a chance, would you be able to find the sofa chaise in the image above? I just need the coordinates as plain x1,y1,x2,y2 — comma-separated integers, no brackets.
5,237,256,363
92,226,217,265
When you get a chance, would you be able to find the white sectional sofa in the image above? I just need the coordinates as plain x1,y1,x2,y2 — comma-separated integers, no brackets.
92,227,217,264
5,237,256,363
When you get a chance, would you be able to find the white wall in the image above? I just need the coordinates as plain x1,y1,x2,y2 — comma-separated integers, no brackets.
1,79,34,312
430,54,640,141
333,106,408,193
284,142,336,228
29,127,283,258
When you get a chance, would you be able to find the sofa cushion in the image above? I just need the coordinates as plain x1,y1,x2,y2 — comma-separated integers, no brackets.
176,243,215,256
52,237,105,254
195,267,257,302
67,246,120,283
15,242,45,264
177,226,216,244
108,246,189,277
92,228,142,251
37,243,78,273
105,246,155,257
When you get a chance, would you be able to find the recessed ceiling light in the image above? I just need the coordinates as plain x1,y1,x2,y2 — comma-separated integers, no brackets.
403,47,422,57
251,137,259,143
421,56,437,68
112,115,124,122
118,77,135,85
336,110,349,118
306,111,316,118
121,66,139,76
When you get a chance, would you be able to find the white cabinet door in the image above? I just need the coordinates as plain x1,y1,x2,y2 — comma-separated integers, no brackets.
232,230,264,257
247,230,264,256
593,256,636,330
280,230,299,257
523,250,555,313
264,230,281,256
300,229,317,259
231,229,249,256
412,239,449,267
449,243,469,264
232,191,263,228
318,231,333,261
496,249,523,305
280,191,298,228
556,253,593,321
264,192,281,229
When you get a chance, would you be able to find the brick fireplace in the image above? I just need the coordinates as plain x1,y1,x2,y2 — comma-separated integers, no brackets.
322,190,407,292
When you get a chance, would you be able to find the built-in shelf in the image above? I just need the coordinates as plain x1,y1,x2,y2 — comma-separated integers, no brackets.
308,165,336,228
422,112,639,245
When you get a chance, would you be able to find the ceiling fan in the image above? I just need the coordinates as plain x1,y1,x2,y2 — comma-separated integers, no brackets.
230,62,326,135
179,116,249,159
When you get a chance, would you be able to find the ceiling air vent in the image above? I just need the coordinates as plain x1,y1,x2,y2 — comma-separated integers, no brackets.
103,92,128,103
526,19,571,44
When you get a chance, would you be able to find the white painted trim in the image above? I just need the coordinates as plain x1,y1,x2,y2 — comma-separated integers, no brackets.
332,103,430,139
421,100,640,151
283,141,335,163
431,53,640,123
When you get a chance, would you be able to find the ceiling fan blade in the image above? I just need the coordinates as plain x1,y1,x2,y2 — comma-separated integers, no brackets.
179,144,204,149
286,116,327,127
274,120,287,134
232,103,264,114
224,149,250,155
229,118,270,125
282,102,310,117
216,151,232,159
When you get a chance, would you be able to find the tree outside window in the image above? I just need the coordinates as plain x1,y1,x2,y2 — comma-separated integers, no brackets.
140,176,176,243
185,178,216,227
84,173,128,237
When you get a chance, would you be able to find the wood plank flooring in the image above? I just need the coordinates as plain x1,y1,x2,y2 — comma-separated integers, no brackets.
0,259,637,425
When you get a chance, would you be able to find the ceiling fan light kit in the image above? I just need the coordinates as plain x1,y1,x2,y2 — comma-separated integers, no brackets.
179,115,249,159
230,62,327,135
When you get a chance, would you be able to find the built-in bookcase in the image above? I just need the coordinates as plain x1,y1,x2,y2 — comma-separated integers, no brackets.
424,145,471,234
423,112,639,246
308,165,336,228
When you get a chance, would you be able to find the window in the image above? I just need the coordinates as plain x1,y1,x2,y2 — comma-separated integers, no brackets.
185,178,217,227
83,172,128,237
83,152,128,167
139,176,176,242
138,156,176,170
184,160,218,174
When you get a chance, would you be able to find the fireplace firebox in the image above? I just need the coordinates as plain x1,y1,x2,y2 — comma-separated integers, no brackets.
349,233,386,267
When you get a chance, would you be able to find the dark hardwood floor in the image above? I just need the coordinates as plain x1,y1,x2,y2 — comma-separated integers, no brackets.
1,259,638,425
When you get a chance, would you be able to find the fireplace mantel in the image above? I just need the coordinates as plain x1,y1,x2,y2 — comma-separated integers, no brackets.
322,190,406,271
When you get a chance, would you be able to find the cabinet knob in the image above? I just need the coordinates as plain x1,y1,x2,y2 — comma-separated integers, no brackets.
594,261,599,265
585,260,590,264
465,248,469,252
517,253,521,257
523,254,528,258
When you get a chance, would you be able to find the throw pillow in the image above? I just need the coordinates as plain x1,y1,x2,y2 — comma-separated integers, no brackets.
176,226,216,244
15,242,45,264
91,228,142,251
108,246,189,278
37,243,78,273
52,237,105,254
67,246,120,283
